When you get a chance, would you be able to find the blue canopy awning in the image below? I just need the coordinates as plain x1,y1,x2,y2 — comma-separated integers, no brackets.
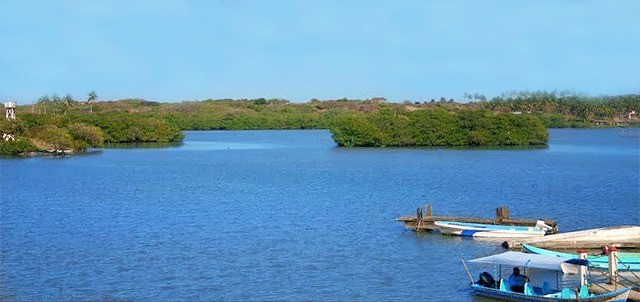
469,251,586,274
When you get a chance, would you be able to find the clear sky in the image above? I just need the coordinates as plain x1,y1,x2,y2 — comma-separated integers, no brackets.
1,0,639,104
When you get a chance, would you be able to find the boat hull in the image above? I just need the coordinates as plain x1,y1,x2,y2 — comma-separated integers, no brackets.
522,244,640,271
505,226,640,250
435,221,546,238
471,284,630,302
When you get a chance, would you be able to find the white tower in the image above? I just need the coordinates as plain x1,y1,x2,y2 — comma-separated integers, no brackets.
4,100,16,119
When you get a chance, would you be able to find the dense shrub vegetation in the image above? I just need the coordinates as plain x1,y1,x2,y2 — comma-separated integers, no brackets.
1,91,637,155
477,91,640,128
328,108,548,147
0,111,183,156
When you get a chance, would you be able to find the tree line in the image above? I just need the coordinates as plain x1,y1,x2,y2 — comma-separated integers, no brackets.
478,91,639,127
1,91,637,155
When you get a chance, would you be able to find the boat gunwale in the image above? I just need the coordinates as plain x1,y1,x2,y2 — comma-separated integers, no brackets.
471,283,631,302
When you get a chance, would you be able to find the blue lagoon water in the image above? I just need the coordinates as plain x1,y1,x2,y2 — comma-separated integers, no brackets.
1,129,638,301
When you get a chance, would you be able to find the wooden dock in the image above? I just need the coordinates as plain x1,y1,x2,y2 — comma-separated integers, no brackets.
396,205,558,233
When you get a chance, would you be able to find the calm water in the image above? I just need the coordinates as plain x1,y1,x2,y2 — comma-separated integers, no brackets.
1,129,638,301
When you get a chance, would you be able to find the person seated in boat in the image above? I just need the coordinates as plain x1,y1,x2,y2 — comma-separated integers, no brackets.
477,271,496,288
508,267,528,293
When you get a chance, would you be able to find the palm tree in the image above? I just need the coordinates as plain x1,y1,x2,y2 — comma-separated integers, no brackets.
62,94,73,115
51,93,61,114
87,91,98,113
37,95,51,114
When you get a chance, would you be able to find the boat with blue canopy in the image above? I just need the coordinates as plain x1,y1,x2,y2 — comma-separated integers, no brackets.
464,251,631,301
522,244,640,272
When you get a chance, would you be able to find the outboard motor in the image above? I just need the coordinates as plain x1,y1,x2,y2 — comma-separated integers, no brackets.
536,220,553,234
477,272,496,288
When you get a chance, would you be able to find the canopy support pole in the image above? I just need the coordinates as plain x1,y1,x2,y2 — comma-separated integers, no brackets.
462,259,474,284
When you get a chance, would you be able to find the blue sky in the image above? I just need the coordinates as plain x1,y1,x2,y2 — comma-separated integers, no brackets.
1,0,639,103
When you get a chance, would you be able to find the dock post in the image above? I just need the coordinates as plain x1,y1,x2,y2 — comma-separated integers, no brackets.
502,206,510,220
578,250,588,287
608,246,619,287
495,206,510,222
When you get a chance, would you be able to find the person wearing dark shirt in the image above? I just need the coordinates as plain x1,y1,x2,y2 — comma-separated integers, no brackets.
508,267,528,293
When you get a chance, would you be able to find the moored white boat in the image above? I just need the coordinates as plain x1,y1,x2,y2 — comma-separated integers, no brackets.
435,220,549,238
504,225,640,250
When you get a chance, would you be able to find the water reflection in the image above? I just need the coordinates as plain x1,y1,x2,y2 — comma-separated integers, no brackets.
179,141,278,150
104,142,183,149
